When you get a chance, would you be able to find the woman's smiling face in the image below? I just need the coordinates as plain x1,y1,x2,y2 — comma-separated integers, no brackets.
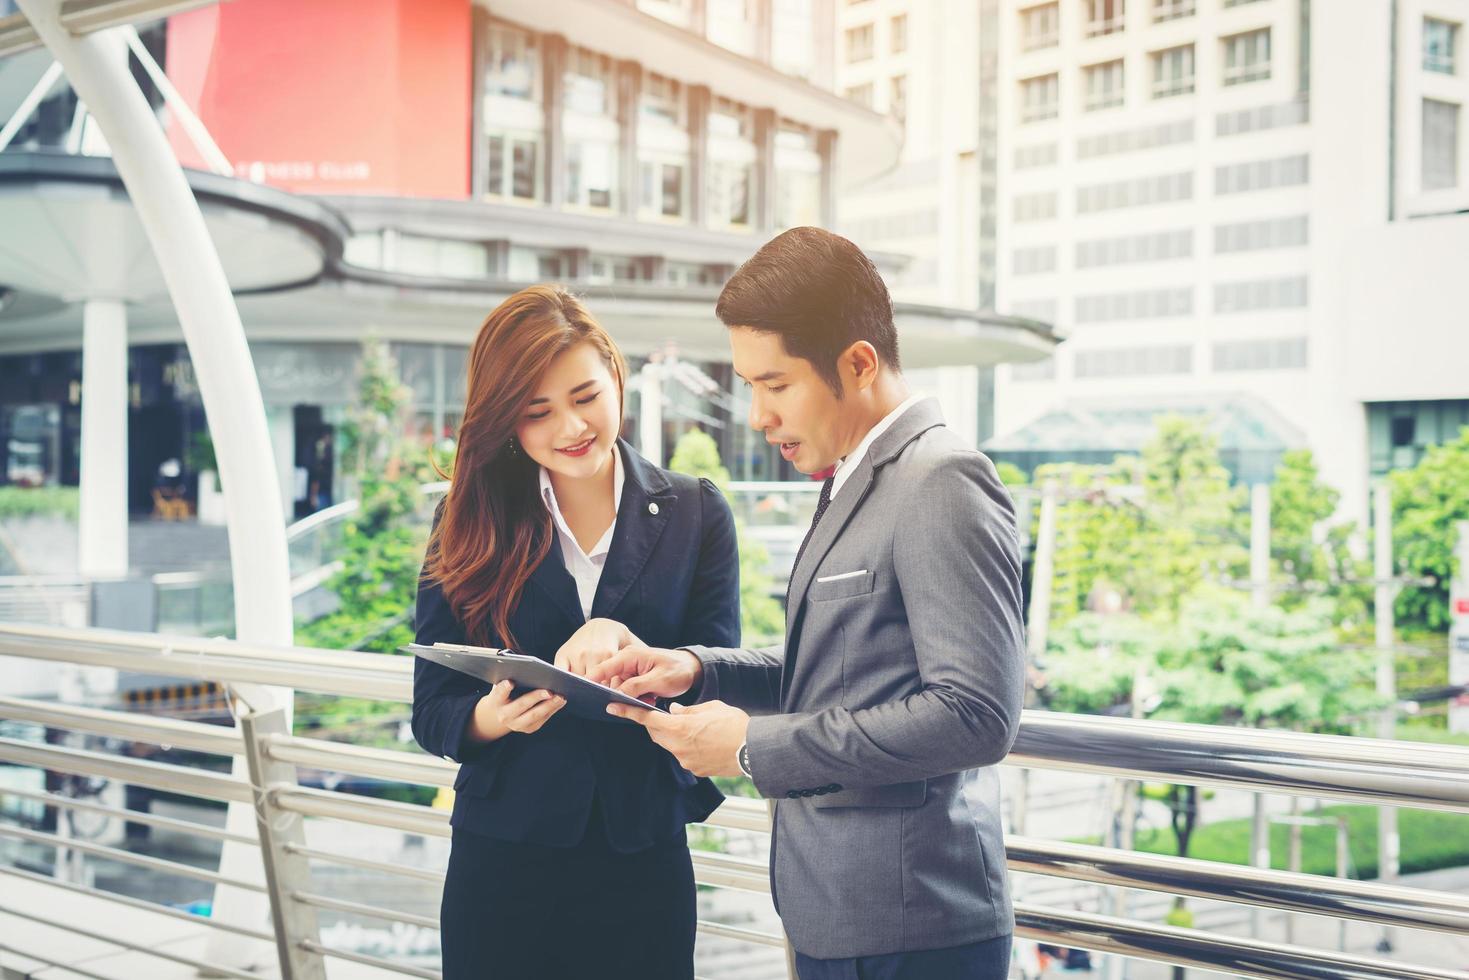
514,341,621,481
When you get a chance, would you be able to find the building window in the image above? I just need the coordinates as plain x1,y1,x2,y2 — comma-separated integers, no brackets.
1084,59,1125,111
480,22,542,202
844,82,874,108
891,14,908,54
1422,99,1460,191
1015,142,1059,169
1020,73,1060,123
1212,337,1308,372
1153,0,1193,23
1213,276,1308,313
1020,3,1060,50
1223,29,1271,86
1076,171,1192,212
638,0,695,29
564,48,620,211
708,98,756,229
1074,345,1192,378
1014,191,1058,222
1214,154,1309,194
1077,118,1193,158
846,23,874,63
890,75,907,122
483,23,539,101
1424,18,1459,75
772,0,816,79
1084,0,1125,38
639,74,690,221
1151,45,1195,98
1013,245,1058,275
485,133,542,201
708,0,758,56
1213,215,1309,253
775,125,823,228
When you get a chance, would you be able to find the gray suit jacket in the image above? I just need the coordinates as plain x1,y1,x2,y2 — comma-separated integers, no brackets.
686,398,1025,959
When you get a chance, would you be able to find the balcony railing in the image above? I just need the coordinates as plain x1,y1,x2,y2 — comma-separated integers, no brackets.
3,622,1469,978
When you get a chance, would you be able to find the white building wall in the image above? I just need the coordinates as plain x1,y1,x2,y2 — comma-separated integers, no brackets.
993,0,1469,520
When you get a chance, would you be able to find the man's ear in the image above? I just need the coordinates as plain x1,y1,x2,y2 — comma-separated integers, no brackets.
842,341,881,391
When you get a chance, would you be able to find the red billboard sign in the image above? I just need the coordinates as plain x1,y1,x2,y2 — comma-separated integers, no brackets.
166,0,471,199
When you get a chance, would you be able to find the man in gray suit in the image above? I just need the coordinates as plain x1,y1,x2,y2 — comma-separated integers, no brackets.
588,226,1025,978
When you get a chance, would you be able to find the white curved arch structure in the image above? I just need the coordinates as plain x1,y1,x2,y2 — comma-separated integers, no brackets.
13,0,292,968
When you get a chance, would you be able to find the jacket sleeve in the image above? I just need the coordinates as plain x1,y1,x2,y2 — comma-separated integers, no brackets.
743,451,1026,794
684,642,785,715
409,520,498,764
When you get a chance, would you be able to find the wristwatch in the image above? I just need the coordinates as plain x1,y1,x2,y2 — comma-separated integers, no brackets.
736,742,753,778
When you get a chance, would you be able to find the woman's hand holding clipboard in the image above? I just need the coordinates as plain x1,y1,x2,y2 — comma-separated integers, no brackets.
405,641,667,725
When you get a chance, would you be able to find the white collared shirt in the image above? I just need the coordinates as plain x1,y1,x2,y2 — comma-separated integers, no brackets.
829,393,928,500
539,446,624,620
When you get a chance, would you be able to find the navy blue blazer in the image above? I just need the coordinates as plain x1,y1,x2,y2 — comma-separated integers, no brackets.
410,441,737,851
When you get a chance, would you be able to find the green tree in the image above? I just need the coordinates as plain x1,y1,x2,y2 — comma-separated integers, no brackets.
1270,449,1370,625
993,461,1028,488
1135,417,1247,619
1032,459,1145,626
297,340,434,655
668,428,784,644
1389,426,1469,631
1041,585,1382,895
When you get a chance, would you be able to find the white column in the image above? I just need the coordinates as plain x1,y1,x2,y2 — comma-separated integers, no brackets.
77,299,129,579
640,359,664,466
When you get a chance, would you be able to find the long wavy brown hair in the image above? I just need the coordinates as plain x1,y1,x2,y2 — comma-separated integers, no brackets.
424,286,627,648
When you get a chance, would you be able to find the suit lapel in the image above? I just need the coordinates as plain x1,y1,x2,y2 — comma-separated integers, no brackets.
527,541,584,629
591,442,673,620
780,458,875,700
780,399,947,702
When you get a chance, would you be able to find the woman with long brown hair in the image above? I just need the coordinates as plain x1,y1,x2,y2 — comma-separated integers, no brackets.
411,285,737,979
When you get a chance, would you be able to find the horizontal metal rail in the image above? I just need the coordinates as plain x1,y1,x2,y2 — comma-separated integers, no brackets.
1014,902,1466,980
0,735,252,802
271,784,449,838
0,694,242,755
1007,836,1469,937
292,890,439,930
0,784,258,846
0,942,117,980
0,865,276,943
693,920,789,949
0,901,266,980
1010,711,1469,813
0,823,266,893
702,795,772,832
298,939,441,980
266,733,457,787
690,850,774,893
284,842,446,884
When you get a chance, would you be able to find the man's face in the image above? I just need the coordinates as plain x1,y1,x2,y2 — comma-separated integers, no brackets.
728,326,861,475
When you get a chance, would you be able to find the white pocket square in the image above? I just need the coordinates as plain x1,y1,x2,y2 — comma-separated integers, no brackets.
816,569,869,584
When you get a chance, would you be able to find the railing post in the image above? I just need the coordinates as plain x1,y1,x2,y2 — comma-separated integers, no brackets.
768,798,797,980
239,707,326,980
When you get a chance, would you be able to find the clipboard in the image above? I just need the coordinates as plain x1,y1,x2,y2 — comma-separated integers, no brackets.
404,642,665,724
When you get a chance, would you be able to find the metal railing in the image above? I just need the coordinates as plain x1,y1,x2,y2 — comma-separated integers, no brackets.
2,622,1469,979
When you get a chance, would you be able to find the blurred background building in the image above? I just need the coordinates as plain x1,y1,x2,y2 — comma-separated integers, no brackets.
828,0,1469,523
0,0,1054,542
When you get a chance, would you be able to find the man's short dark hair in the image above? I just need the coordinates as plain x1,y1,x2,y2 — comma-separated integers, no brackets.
715,226,900,395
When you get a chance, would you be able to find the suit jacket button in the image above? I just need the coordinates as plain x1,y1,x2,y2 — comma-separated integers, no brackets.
648,502,660,515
